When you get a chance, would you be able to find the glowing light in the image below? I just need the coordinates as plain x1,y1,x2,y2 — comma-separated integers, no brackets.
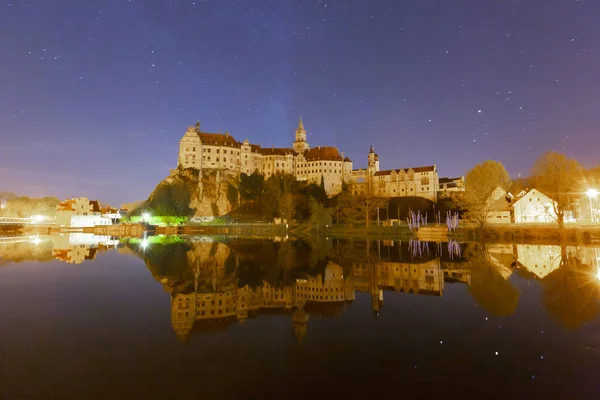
31,235,41,246
587,189,599,199
31,215,45,223
140,238,149,250
142,212,151,223
596,268,600,281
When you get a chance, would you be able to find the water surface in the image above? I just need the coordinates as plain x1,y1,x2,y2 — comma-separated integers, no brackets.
1,234,599,399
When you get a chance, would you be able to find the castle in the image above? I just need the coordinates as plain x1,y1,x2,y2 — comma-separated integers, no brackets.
178,119,439,201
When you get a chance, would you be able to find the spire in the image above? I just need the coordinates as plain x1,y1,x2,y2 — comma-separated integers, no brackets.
369,145,375,154
297,117,305,131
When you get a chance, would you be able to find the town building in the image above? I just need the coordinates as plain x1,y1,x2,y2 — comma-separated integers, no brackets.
177,119,441,200
55,197,114,228
438,176,465,193
485,187,513,224
512,188,558,224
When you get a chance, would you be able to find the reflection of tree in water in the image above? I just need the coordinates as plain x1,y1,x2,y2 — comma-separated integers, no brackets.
141,242,194,292
542,250,600,330
464,243,520,317
0,240,55,264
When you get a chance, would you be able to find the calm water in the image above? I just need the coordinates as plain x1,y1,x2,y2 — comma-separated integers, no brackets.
1,234,600,399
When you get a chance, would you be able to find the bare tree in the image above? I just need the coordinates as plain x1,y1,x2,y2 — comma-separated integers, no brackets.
355,193,389,227
531,151,583,230
463,160,511,228
278,192,297,223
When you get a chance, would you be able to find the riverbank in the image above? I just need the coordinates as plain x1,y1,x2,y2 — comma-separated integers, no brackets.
4,222,600,246
474,224,600,245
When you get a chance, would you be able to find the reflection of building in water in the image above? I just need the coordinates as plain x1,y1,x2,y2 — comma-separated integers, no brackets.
510,244,600,281
487,244,516,280
516,244,562,279
171,261,356,342
352,259,444,317
170,254,446,341
51,233,117,264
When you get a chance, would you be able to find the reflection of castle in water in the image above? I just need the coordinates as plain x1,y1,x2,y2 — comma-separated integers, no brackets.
170,241,447,343
52,233,119,264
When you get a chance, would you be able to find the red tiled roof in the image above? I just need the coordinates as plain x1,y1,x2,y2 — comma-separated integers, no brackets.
257,147,295,156
56,199,75,211
89,200,101,212
304,146,343,161
374,166,435,176
197,132,240,147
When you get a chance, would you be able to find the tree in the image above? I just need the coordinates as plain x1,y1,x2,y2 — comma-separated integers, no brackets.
279,192,297,222
463,160,511,228
309,197,331,233
355,193,389,227
333,192,360,224
239,172,264,201
0,196,60,218
531,151,583,230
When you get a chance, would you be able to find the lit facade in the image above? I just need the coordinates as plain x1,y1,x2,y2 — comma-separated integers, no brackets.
350,146,440,201
55,197,114,228
513,189,557,224
177,119,439,199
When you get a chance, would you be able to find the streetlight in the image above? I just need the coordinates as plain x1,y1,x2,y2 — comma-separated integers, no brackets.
142,212,151,223
587,189,598,223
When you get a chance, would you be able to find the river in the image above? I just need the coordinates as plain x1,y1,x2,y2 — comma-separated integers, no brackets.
1,233,599,398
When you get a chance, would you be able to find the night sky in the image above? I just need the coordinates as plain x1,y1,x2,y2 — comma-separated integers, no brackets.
1,0,599,206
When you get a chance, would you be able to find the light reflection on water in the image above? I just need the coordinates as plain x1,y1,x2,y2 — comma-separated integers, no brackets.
1,234,600,398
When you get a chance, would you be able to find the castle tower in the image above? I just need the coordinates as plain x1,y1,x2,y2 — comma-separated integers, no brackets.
293,117,309,153
368,145,379,172
367,145,379,195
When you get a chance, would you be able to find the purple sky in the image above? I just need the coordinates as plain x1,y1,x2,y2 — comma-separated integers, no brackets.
1,0,599,206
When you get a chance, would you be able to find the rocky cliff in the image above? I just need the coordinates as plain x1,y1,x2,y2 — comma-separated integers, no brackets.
141,167,239,218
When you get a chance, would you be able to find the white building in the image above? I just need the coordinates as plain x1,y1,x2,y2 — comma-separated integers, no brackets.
513,189,557,224
177,119,440,199
350,146,440,201
55,197,113,228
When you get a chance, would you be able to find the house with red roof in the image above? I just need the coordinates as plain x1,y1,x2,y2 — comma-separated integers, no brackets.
55,197,115,228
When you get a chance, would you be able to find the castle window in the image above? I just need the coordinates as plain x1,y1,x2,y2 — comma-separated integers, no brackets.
223,150,227,154
193,147,196,151
217,158,220,162
224,158,227,162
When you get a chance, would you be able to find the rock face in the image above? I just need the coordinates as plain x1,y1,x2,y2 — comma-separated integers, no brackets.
191,169,239,218
144,168,238,218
